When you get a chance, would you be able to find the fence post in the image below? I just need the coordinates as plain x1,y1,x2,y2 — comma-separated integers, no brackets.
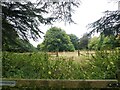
78,50,80,56
56,51,59,57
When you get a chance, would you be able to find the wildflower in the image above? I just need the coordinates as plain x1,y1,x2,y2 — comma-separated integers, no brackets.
48,71,51,75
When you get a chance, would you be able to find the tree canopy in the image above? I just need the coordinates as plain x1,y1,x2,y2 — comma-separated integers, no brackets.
68,34,79,50
37,27,75,52
88,36,99,50
2,1,80,51
78,33,90,50
88,35,119,50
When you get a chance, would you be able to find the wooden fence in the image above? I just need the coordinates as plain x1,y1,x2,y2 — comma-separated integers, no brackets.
1,79,120,89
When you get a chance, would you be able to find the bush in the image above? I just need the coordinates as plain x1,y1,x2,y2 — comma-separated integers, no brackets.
87,49,119,79
2,52,84,79
3,52,42,78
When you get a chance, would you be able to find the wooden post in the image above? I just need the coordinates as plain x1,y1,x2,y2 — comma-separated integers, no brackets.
56,51,59,57
78,50,80,56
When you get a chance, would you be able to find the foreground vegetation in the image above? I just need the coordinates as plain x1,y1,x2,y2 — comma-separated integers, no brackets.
3,49,119,79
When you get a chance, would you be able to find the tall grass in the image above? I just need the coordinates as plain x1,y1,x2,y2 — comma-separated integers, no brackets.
2,50,119,89
2,52,85,79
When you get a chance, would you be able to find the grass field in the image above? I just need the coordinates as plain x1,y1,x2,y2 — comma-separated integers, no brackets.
48,50,95,57
48,50,95,64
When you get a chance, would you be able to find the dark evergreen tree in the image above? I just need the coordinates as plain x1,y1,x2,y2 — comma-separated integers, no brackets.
88,10,120,37
1,1,80,51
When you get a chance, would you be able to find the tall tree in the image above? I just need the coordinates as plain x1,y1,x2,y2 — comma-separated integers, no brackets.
38,27,75,52
78,33,90,50
1,1,80,51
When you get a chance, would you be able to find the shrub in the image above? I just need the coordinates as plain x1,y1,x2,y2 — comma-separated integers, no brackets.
87,49,119,79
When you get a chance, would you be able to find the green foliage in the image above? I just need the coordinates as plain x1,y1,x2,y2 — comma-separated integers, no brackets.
88,49,119,79
3,52,49,79
39,27,75,52
2,51,119,89
2,1,80,52
100,35,117,49
2,52,83,79
2,1,46,50
68,34,79,50
87,9,120,51
37,43,45,51
3,51,117,80
88,35,120,50
3,38,37,52
88,36,99,50
79,33,90,50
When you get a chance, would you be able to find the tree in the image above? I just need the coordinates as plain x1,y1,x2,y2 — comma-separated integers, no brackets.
2,1,80,51
78,33,90,50
3,38,37,52
101,35,120,49
88,10,120,37
88,35,119,50
88,36,100,50
68,34,79,50
16,39,37,52
88,10,120,49
87,3,120,76
37,43,45,51
38,27,75,52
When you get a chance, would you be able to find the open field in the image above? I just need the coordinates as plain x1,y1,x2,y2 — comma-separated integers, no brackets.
48,50,95,57
58,50,95,57
48,50,95,63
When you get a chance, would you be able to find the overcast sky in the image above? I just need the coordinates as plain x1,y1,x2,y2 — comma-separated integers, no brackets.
29,0,118,47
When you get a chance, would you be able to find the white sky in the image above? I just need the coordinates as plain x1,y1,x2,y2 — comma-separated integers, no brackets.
29,0,118,47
